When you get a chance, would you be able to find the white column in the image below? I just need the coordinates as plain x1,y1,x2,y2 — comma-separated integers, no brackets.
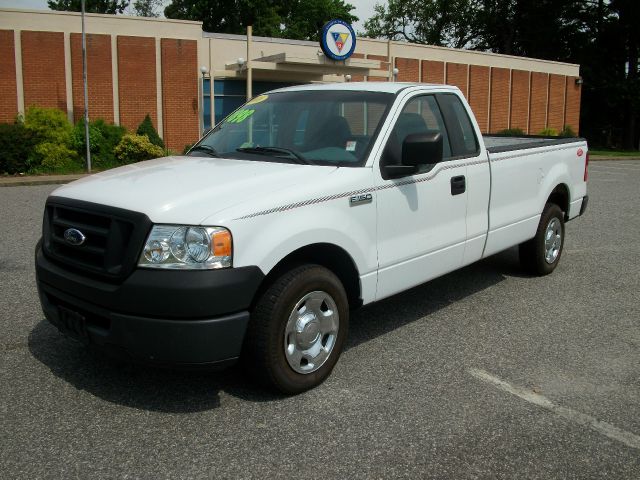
63,31,74,123
246,26,252,100
209,38,215,127
526,72,532,134
13,30,24,116
155,37,163,138
487,67,492,132
111,35,119,125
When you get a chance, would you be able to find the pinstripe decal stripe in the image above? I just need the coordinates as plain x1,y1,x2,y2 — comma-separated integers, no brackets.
235,142,584,220
235,158,489,220
489,144,582,162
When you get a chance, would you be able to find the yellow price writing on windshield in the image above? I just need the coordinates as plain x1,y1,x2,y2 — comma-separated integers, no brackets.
226,109,255,123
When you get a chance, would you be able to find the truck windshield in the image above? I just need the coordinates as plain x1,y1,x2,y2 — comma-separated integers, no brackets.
189,90,394,167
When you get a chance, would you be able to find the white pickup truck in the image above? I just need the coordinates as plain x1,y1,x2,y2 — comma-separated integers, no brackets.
35,83,588,393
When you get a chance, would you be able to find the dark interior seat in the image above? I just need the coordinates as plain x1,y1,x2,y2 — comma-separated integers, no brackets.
305,115,352,150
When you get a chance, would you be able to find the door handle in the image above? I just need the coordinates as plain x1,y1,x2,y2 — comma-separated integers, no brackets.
450,175,466,195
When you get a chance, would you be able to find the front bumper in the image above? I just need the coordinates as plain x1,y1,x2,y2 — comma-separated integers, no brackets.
35,242,264,367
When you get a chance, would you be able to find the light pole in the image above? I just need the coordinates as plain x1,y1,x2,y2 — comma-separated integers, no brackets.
200,66,208,135
81,0,91,172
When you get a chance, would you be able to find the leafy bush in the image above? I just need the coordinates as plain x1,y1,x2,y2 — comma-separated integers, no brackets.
114,134,165,164
23,107,73,145
496,128,526,136
72,119,127,168
32,142,82,173
182,143,194,155
0,123,35,174
538,128,558,136
559,125,577,137
23,107,77,171
72,120,104,156
136,114,165,149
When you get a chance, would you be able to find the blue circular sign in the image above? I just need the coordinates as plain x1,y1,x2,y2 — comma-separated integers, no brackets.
320,19,356,61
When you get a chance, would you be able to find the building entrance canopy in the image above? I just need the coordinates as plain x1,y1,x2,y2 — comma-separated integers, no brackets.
224,52,386,82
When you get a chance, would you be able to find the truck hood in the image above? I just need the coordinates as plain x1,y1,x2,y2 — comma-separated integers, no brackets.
52,156,337,224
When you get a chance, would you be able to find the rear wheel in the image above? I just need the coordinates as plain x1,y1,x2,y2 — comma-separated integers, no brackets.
519,202,565,275
243,264,349,394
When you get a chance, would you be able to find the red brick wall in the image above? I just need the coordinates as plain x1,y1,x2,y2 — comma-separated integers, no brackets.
529,72,548,134
564,76,581,134
395,57,419,82
422,60,445,83
468,65,490,133
70,33,113,123
547,74,566,132
446,62,468,97
510,70,529,132
0,30,17,123
366,54,388,81
117,36,157,132
489,67,510,132
21,31,66,111
161,38,199,151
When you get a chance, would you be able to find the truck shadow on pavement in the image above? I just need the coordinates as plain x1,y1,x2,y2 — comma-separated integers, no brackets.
28,247,523,413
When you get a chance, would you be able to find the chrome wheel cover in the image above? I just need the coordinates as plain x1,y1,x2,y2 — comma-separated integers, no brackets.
544,217,562,264
284,291,339,374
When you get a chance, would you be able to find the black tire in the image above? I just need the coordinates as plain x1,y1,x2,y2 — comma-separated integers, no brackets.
519,202,565,276
243,264,349,394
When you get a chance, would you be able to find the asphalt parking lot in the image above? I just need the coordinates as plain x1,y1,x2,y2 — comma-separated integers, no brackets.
1,160,639,479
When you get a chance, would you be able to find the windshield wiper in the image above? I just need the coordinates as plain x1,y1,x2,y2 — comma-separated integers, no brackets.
236,146,314,165
188,144,219,157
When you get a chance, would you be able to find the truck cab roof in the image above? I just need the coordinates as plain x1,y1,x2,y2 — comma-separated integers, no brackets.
268,81,462,95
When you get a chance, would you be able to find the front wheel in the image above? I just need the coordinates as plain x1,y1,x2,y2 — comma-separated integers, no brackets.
243,264,349,394
519,202,565,275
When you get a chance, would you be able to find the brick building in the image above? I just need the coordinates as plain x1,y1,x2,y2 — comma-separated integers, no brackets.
0,8,582,152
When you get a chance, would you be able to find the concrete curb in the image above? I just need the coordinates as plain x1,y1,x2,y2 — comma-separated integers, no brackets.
0,174,87,187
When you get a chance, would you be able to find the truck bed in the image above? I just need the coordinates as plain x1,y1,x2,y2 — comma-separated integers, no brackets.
483,135,585,153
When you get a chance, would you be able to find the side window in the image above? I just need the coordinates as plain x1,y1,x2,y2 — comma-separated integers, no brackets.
382,95,452,172
436,94,479,157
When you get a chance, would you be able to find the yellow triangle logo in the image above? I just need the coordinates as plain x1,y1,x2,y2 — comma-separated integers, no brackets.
339,33,349,44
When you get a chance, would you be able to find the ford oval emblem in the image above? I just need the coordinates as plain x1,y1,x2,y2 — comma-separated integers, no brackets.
64,228,86,246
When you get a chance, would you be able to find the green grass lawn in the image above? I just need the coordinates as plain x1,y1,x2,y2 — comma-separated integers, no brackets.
589,150,640,157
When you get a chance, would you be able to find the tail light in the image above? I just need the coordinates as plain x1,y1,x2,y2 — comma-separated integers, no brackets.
584,152,589,182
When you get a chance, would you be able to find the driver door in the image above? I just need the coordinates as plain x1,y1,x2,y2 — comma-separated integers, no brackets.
375,93,468,300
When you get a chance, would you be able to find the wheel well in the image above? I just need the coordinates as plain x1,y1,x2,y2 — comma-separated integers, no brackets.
255,243,362,309
547,184,570,219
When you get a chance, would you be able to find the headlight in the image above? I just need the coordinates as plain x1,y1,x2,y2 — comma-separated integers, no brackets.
138,225,232,269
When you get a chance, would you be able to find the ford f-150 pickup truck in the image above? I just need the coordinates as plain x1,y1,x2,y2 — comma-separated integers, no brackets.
35,82,588,393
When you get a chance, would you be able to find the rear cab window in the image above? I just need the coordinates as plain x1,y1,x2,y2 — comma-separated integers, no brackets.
435,93,480,158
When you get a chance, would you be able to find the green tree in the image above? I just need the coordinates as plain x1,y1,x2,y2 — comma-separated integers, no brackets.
363,0,639,149
164,0,282,35
280,0,358,41
132,0,163,17
47,0,130,14
363,0,481,48
610,0,639,149
136,114,165,150
164,0,357,40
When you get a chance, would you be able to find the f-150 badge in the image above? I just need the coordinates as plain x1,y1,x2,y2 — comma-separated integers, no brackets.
350,193,373,206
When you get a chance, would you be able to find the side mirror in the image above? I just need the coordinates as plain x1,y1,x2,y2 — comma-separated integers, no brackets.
402,132,443,166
